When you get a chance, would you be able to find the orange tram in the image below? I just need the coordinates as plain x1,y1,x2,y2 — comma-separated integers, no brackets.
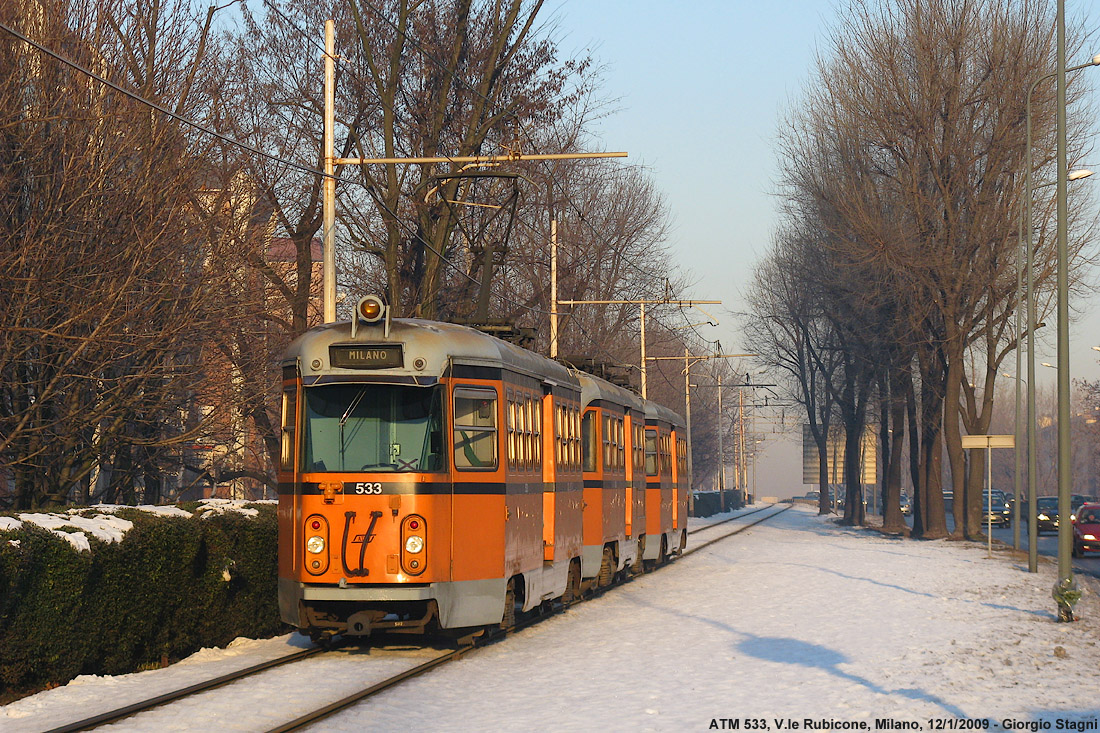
277,297,689,642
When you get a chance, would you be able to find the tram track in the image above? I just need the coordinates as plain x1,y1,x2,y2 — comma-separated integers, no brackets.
44,644,330,733
683,503,792,556
45,506,791,733
267,506,795,732
686,503,780,537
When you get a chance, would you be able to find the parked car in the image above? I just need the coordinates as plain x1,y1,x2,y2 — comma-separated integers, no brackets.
1035,496,1060,534
1072,503,1100,557
982,490,1011,527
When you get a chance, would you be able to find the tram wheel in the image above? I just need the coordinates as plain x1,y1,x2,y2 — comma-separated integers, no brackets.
501,578,517,630
562,560,581,606
632,537,646,575
598,547,615,587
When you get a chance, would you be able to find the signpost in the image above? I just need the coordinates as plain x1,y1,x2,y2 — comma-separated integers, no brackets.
961,434,1016,558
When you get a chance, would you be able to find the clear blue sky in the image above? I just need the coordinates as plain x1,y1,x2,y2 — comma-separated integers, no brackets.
548,0,834,347
548,0,1100,496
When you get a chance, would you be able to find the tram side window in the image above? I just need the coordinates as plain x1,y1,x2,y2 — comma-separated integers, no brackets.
616,418,625,469
645,428,658,477
581,410,597,473
528,396,536,464
280,386,297,471
454,388,497,470
602,415,613,470
507,401,517,465
572,407,582,469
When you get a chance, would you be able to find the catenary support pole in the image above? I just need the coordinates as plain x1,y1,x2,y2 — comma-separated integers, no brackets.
322,19,336,323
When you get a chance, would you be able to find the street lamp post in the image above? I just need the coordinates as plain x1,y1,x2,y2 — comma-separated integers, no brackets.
1054,0,1075,620
1013,170,1091,567
1025,50,1099,598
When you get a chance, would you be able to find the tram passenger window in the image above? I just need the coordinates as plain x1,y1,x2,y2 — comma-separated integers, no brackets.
507,402,516,464
280,386,297,472
645,429,658,477
616,418,625,469
582,410,597,473
607,411,616,468
532,400,542,468
454,388,497,470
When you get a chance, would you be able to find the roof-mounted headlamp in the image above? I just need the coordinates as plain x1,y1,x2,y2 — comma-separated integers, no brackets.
351,294,390,338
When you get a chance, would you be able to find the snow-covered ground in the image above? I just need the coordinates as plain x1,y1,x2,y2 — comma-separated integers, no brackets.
5,503,1100,732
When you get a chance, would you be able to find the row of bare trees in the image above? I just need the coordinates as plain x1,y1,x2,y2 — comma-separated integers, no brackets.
744,0,1096,538
1,0,716,509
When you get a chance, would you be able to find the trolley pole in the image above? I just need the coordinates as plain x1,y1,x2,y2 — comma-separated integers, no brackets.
322,19,336,323
718,373,724,505
550,219,558,358
557,298,721,399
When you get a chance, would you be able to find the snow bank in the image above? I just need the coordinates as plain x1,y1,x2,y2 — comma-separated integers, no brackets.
0,500,275,551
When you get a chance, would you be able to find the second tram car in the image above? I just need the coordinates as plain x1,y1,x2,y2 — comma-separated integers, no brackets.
277,297,689,641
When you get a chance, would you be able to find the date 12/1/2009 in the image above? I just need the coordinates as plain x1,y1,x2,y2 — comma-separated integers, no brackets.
708,720,1099,732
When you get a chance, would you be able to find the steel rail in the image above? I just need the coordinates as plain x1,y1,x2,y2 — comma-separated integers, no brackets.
686,504,775,536
682,504,791,556
44,645,331,733
265,648,460,733
267,600,563,733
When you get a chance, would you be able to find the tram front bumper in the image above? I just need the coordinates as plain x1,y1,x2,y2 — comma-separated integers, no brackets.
279,576,506,630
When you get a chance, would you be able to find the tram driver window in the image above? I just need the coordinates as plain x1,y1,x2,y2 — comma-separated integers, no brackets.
454,388,497,470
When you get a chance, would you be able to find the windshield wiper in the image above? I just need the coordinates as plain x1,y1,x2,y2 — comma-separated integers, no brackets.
339,389,369,470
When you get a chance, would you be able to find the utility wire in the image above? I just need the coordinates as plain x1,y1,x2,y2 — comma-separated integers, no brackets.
1,11,711,384
0,19,333,182
256,3,699,369
262,1,715,348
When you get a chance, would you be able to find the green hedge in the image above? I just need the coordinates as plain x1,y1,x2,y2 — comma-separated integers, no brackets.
0,505,287,703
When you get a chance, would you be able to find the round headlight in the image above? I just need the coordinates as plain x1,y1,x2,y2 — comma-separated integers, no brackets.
358,295,385,323
306,536,326,554
405,535,424,554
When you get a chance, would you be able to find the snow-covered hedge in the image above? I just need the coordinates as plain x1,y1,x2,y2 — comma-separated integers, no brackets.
0,501,285,702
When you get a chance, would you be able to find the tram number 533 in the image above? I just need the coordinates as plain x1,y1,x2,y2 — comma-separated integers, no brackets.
353,482,384,494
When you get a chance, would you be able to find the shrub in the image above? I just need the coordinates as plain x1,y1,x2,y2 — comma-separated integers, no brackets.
0,504,287,702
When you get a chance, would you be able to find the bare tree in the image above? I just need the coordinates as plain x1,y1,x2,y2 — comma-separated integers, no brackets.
0,0,231,507
763,0,1095,537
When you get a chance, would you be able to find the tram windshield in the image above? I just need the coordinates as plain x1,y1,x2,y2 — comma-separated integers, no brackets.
302,384,445,473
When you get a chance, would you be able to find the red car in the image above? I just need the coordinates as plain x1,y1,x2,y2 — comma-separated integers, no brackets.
1072,503,1100,558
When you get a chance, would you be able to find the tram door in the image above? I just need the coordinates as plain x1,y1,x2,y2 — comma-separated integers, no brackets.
278,363,303,579
451,384,505,581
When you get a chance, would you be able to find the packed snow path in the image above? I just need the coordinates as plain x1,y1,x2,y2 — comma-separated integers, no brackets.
4,504,1099,731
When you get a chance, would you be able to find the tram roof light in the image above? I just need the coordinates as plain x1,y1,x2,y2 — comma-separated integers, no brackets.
358,295,385,323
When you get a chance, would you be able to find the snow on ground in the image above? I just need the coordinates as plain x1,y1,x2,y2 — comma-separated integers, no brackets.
4,504,1100,732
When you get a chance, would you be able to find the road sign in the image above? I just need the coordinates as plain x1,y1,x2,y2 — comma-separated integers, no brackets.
961,434,1015,449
